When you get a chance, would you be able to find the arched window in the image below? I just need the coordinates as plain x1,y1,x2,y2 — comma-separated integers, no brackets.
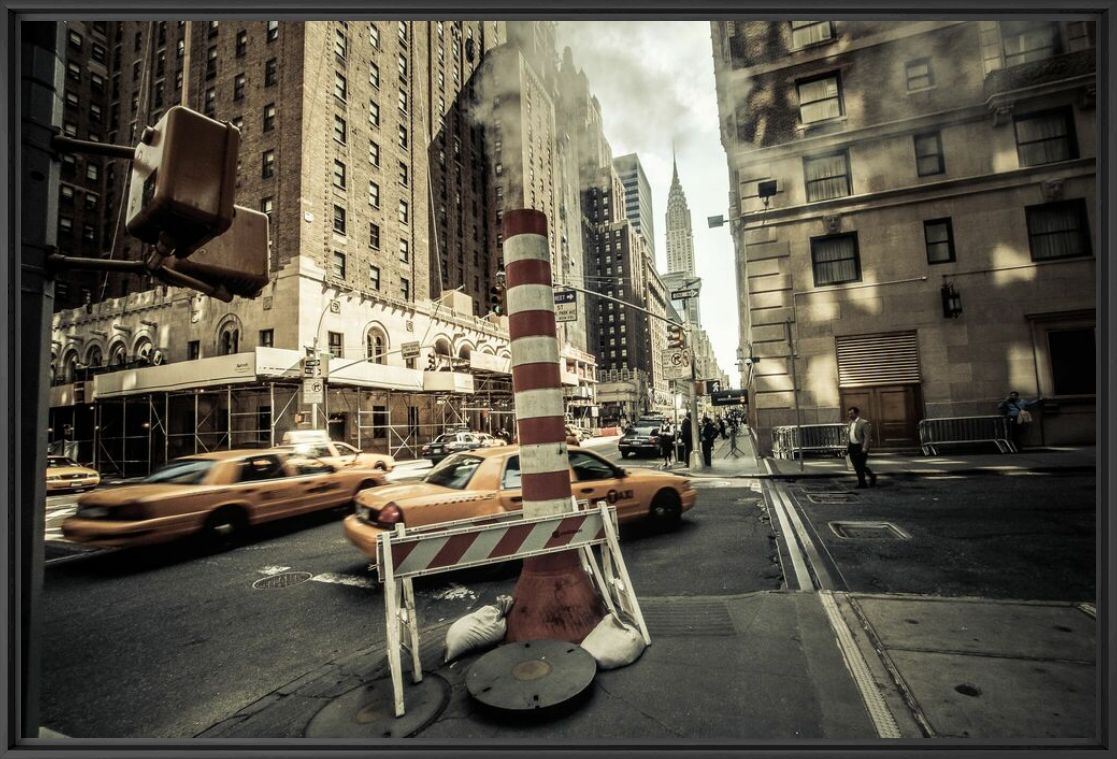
108,341,127,367
133,336,153,363
86,344,103,367
366,330,386,364
61,350,78,383
218,324,239,355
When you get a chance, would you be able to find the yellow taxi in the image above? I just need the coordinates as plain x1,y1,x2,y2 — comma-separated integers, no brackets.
62,449,386,550
343,445,697,563
45,456,101,493
279,431,396,472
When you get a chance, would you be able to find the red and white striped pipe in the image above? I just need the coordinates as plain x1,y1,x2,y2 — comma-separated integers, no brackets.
502,209,571,516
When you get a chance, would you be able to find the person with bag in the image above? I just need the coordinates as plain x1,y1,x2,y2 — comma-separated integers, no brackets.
998,391,1042,451
846,406,877,488
700,417,718,468
657,424,675,469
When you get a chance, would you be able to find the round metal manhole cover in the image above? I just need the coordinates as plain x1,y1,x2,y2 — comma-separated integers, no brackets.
252,571,313,589
466,640,596,712
304,675,450,738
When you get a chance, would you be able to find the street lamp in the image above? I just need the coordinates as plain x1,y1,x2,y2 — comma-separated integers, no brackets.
306,296,340,429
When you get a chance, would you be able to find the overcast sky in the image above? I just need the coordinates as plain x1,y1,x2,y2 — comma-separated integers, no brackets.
554,21,739,386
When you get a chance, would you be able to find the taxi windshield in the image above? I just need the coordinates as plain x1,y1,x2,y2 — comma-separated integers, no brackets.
424,454,482,490
142,459,215,485
47,457,79,468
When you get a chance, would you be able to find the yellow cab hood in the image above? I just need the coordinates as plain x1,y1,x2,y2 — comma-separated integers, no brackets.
355,481,496,509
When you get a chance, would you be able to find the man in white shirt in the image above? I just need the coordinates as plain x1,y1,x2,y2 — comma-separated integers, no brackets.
847,406,877,488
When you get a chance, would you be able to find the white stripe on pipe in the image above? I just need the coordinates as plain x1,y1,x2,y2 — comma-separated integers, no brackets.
519,442,571,475
503,233,549,265
513,389,566,420
507,284,556,315
509,336,560,367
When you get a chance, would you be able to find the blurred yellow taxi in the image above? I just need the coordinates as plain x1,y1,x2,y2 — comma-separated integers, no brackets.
62,449,385,550
46,456,101,493
343,445,696,563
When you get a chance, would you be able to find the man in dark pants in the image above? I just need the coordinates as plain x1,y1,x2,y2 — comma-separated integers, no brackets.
680,413,693,466
846,406,877,488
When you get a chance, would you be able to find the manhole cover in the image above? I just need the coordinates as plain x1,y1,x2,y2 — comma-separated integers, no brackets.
806,492,858,504
829,521,910,540
252,571,313,589
305,675,449,738
466,640,596,712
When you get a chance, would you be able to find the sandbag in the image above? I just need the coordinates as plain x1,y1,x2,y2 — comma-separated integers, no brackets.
444,595,513,662
580,613,645,670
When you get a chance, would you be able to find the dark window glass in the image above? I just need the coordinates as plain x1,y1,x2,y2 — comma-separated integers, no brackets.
1048,328,1095,396
333,205,346,234
327,331,343,358
804,151,851,201
797,73,841,123
1026,200,1091,261
810,233,861,286
906,58,934,90
914,132,945,176
258,329,274,347
924,218,955,263
1015,109,1077,167
1002,20,1060,66
424,454,482,489
569,451,618,482
790,20,833,48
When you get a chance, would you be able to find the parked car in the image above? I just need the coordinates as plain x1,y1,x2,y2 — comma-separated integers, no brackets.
45,456,100,493
618,420,666,458
565,425,582,447
279,430,395,472
61,449,386,550
420,431,487,464
343,445,697,565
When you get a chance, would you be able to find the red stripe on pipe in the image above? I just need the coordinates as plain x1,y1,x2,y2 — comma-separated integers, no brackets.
503,208,548,238
517,416,567,446
427,531,479,570
521,469,572,502
390,540,419,568
508,311,557,339
543,515,588,550
505,259,552,287
512,362,562,393
491,522,535,559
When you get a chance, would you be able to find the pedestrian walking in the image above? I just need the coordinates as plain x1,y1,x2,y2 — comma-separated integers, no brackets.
701,416,718,467
846,406,876,488
718,416,727,440
680,413,694,466
657,424,675,469
998,390,1041,451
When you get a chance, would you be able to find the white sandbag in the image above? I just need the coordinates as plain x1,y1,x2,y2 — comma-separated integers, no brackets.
580,613,646,670
444,595,513,662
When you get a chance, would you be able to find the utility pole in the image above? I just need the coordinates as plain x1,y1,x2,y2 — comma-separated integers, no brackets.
785,317,805,472
686,313,702,469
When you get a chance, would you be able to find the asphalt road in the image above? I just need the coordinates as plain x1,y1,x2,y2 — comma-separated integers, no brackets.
37,444,772,738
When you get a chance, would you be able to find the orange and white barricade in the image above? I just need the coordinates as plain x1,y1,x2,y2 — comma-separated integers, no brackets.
376,501,649,717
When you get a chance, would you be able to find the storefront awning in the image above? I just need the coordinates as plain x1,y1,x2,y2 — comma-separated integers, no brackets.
329,360,424,392
423,371,475,394
94,353,260,398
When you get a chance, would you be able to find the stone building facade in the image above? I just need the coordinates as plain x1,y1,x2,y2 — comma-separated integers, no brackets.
712,19,1097,450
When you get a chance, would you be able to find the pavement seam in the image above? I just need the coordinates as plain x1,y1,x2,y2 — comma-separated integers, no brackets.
818,591,902,739
760,480,810,590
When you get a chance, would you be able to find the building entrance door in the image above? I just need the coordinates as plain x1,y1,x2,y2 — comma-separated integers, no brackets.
839,385,922,449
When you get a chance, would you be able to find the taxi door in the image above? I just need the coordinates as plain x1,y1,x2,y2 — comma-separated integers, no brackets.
495,454,525,514
567,450,641,518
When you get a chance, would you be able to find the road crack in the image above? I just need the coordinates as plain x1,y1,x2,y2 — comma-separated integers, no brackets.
595,680,685,737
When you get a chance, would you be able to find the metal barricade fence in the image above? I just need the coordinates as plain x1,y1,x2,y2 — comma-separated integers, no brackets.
918,416,1015,455
771,424,849,459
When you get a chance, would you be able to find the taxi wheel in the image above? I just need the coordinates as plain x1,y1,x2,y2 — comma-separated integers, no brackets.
202,507,248,551
648,490,682,531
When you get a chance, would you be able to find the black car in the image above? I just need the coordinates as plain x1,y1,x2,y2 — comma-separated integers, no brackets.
618,422,664,458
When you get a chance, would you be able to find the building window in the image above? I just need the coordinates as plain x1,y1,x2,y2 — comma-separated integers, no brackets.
206,46,218,79
334,115,346,144
398,88,408,112
208,20,220,37
906,58,934,90
85,163,99,181
1026,200,1091,261
913,132,944,176
218,324,239,355
258,329,274,347
369,62,380,88
332,159,347,189
261,196,273,217
261,150,275,178
398,125,408,149
369,100,380,127
187,340,200,360
924,218,955,264
369,264,381,290
204,87,216,116
60,185,75,205
233,73,246,100
797,73,842,124
369,222,380,249
267,20,279,42
334,28,348,61
398,161,409,186
810,232,861,286
91,44,106,64
334,72,347,102
89,103,103,122
1014,109,1077,167
236,30,247,57
58,216,73,234
397,52,408,80
804,151,851,201
369,140,380,166
327,331,343,358
68,30,83,50
332,250,347,279
398,200,409,225
368,181,380,208
176,38,184,59
332,204,347,235
90,73,105,93
369,23,380,49
264,58,278,86
790,20,833,48
1001,20,1060,67
66,62,81,82
399,239,409,262
1048,328,1095,396
366,331,386,363
84,192,98,211
400,277,410,301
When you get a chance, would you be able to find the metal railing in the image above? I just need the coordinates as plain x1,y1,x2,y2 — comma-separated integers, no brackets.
772,423,849,459
918,416,1016,455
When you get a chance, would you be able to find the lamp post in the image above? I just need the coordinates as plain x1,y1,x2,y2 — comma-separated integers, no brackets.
306,295,339,430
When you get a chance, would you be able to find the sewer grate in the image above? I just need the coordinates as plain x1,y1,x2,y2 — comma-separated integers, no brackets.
806,492,858,504
640,599,736,636
829,521,911,540
253,571,313,589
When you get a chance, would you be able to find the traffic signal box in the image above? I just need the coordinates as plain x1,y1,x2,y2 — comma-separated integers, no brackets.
126,106,239,256
489,281,508,315
162,205,269,298
667,323,687,350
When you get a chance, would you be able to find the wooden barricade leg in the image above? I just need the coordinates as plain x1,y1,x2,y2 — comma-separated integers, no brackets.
598,505,651,646
402,576,422,683
379,532,407,718
580,545,618,618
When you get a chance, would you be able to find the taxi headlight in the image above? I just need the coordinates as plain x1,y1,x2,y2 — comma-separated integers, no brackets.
375,503,404,527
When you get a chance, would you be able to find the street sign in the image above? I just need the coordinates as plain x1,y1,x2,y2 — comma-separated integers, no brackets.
662,349,691,380
670,288,700,300
712,389,748,406
303,359,321,378
707,380,722,394
554,290,578,322
401,341,421,360
303,378,324,405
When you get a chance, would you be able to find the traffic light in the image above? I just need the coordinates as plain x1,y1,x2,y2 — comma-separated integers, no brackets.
667,323,687,350
126,106,240,257
488,270,508,315
161,205,269,298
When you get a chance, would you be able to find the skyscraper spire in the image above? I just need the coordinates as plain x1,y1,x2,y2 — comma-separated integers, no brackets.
671,141,679,182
